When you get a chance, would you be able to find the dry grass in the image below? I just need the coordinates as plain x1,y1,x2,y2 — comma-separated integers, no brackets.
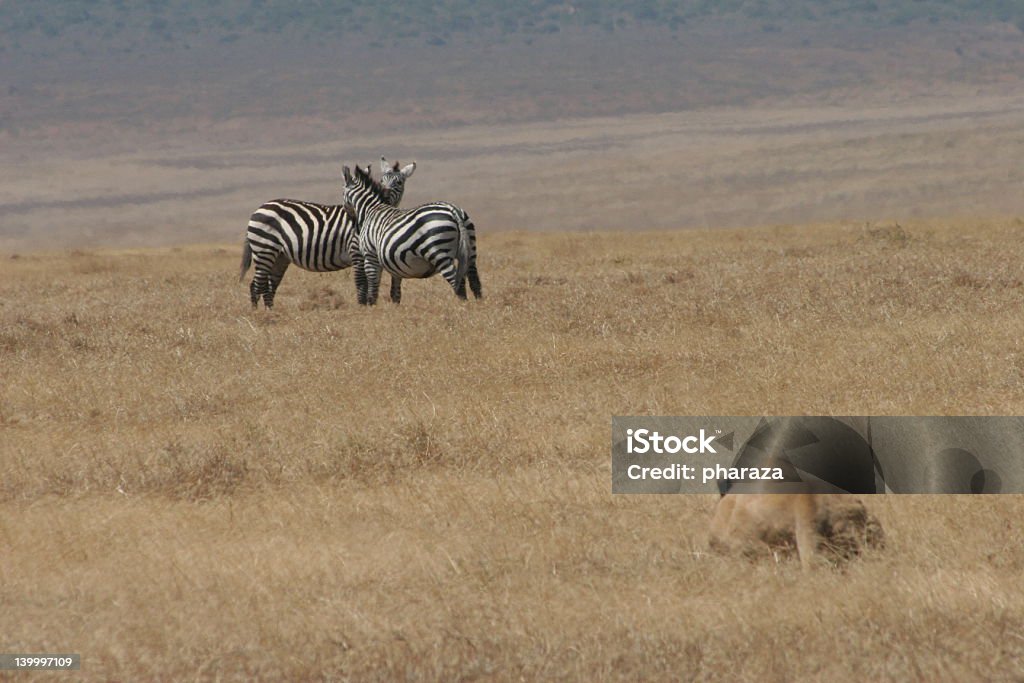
3,219,1024,680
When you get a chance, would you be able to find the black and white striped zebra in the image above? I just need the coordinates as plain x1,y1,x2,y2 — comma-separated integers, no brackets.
239,157,416,308
342,164,482,305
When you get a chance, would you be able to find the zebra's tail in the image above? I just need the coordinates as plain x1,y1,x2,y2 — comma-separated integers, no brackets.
239,239,253,282
455,209,470,288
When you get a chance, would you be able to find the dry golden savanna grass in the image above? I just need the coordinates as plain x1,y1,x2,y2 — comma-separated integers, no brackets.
2,219,1024,680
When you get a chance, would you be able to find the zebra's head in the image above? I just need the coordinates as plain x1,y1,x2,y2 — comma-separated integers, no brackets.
378,156,416,206
343,164,391,226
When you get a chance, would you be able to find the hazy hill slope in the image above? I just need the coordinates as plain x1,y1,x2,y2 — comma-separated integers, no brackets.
4,96,1024,251
1,2,1023,151
2,3,1023,252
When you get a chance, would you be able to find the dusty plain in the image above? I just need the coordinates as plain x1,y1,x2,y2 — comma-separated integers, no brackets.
3,215,1024,679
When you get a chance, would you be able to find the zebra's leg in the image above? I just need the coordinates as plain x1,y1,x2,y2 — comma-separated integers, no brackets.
250,267,270,308
250,275,261,308
249,247,281,308
364,253,383,306
352,251,368,305
389,275,402,304
264,256,290,309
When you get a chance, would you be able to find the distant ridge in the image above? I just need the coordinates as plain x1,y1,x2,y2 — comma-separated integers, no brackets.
2,0,1022,52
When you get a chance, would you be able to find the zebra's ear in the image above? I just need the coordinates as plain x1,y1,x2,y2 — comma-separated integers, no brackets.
400,162,416,179
365,164,372,178
380,156,390,174
342,166,353,184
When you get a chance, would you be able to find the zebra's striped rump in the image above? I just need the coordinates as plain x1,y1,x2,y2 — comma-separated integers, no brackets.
381,207,468,278
249,200,353,272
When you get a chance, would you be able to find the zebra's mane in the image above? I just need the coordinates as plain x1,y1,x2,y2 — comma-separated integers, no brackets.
353,164,391,205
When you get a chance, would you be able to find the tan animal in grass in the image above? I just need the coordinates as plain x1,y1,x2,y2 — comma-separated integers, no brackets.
708,492,884,571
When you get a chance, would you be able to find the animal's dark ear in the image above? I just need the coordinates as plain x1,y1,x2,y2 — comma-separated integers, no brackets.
342,166,352,184
392,160,400,172
365,164,372,177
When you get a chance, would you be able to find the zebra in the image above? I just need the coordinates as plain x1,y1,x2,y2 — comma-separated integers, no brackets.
239,157,416,308
342,164,482,305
